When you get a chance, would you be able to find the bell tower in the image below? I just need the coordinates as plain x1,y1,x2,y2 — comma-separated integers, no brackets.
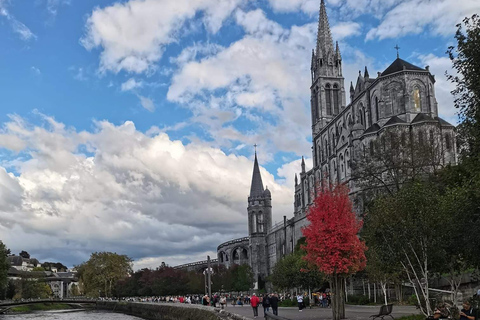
247,149,272,289
310,0,346,135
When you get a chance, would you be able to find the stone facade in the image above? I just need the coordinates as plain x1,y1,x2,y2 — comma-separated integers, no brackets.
175,0,457,289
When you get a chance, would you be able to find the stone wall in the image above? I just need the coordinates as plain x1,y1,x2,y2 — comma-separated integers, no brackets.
96,301,251,320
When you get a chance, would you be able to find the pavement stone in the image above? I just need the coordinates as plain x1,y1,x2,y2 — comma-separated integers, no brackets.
221,304,421,320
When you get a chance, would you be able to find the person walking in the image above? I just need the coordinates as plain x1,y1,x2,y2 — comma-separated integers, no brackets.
296,292,304,312
262,294,271,316
220,296,226,309
270,293,279,316
250,293,260,318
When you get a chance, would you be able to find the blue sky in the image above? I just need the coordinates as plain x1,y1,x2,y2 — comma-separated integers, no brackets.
0,0,478,269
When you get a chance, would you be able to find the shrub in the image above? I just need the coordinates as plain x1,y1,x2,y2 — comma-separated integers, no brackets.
407,295,418,306
347,294,370,305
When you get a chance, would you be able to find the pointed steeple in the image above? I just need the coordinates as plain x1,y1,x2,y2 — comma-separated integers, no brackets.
316,0,334,64
249,151,264,198
301,156,306,174
335,41,342,61
311,49,316,71
295,173,298,186
350,81,355,101
364,66,370,79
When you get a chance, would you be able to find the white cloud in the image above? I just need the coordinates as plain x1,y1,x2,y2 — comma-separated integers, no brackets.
331,22,361,40
81,0,247,74
137,95,155,112
0,116,294,267
168,10,316,157
0,2,36,41
267,0,318,14
366,0,480,40
31,66,41,75
121,78,143,92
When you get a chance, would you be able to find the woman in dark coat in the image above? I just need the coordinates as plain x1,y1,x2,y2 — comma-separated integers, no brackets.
262,294,271,316
270,293,279,315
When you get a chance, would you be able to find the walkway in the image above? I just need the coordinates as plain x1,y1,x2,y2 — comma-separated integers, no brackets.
223,304,421,320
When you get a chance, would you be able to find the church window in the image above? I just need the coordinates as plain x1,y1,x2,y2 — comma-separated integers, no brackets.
333,84,340,115
325,139,328,158
413,86,422,112
386,90,394,117
445,134,451,151
429,130,434,145
312,90,318,120
257,213,264,233
375,96,379,122
325,84,332,116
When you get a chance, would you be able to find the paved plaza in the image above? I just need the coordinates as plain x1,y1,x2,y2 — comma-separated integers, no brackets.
224,304,421,320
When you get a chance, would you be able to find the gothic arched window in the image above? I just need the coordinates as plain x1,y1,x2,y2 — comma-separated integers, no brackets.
257,212,264,233
333,83,340,115
325,83,332,116
375,96,379,121
413,86,422,112
312,89,318,120
445,134,451,151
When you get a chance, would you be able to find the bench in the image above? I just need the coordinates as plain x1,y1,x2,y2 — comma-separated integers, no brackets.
370,304,394,320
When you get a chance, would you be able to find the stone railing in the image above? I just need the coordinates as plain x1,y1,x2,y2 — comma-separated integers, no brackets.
217,237,249,251
174,259,218,270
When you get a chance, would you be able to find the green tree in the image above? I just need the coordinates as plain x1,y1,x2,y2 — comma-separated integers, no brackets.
364,181,461,316
0,241,10,299
13,276,53,299
76,252,132,297
447,14,480,159
229,264,254,292
269,239,324,291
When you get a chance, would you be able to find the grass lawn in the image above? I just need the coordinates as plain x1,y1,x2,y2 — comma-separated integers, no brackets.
9,303,74,313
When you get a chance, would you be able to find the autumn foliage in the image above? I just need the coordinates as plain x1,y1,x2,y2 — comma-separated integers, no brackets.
302,182,367,275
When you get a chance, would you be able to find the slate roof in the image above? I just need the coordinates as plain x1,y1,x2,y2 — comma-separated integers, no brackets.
412,113,437,124
384,116,407,127
364,123,381,134
249,153,264,197
382,58,425,76
435,117,455,127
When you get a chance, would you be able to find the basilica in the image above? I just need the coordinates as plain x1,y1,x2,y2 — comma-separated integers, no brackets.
176,0,457,289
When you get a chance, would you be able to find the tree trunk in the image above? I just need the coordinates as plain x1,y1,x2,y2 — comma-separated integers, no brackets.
380,281,388,305
368,282,371,301
374,283,377,303
330,273,346,320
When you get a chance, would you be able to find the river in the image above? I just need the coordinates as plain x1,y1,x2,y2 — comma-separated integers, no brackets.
0,310,144,320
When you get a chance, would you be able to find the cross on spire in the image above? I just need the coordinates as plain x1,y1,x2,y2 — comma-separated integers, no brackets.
394,44,401,58
254,144,258,154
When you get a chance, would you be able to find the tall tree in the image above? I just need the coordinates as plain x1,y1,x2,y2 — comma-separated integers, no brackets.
447,14,480,159
19,251,30,259
302,183,366,320
77,252,132,297
0,241,10,299
364,181,462,316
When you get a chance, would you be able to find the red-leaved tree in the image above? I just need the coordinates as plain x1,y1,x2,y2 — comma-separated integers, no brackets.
302,182,367,320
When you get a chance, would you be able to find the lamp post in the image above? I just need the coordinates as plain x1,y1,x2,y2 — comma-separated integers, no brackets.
207,256,212,300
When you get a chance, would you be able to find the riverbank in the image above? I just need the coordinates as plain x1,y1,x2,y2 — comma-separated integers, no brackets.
8,303,75,313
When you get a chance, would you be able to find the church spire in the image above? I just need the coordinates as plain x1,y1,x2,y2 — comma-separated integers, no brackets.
250,151,264,198
335,41,341,61
316,0,334,63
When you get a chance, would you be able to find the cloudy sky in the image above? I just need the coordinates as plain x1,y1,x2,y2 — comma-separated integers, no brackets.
0,0,478,270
